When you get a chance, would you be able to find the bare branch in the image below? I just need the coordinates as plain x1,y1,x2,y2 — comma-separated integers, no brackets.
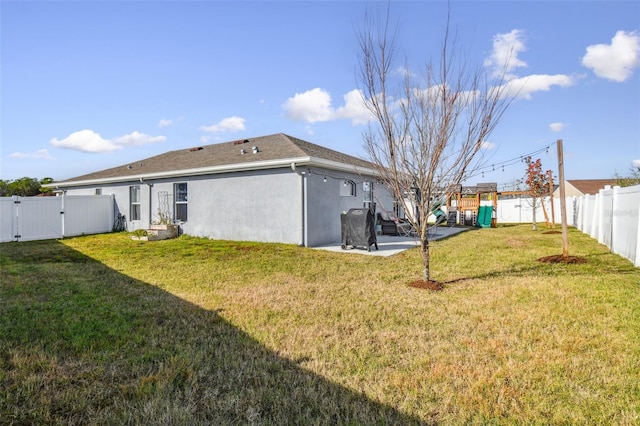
357,5,514,281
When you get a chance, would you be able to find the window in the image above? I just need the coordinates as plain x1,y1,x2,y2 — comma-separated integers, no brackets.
130,186,141,221
95,188,102,195
340,179,356,197
174,183,188,222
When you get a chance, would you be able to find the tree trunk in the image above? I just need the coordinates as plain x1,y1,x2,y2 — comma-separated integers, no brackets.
541,198,549,228
532,196,538,231
421,235,430,281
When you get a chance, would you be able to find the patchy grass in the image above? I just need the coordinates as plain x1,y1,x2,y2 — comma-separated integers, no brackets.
1,225,639,424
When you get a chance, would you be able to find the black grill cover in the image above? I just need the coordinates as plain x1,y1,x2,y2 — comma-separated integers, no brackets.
340,208,378,251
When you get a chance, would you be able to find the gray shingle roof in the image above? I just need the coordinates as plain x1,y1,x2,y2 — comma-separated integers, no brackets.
55,133,375,184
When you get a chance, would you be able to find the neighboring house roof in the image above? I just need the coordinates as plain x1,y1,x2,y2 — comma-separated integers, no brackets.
52,133,378,187
565,179,618,195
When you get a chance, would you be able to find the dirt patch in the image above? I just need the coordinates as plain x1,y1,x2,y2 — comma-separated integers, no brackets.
537,254,587,264
542,230,562,235
409,280,445,291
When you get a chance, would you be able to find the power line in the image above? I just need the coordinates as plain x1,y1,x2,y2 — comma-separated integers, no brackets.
465,141,556,182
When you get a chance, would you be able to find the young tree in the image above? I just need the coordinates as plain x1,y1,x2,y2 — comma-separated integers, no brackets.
357,7,514,283
613,165,640,187
522,157,550,231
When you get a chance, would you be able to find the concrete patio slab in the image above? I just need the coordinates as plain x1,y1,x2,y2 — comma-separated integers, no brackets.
312,226,469,257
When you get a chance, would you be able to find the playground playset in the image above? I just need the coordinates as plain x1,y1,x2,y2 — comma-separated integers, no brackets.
445,182,498,228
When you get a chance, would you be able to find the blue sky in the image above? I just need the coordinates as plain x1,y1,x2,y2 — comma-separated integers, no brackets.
2,1,639,189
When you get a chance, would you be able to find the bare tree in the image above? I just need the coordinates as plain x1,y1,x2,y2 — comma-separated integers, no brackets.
358,7,514,283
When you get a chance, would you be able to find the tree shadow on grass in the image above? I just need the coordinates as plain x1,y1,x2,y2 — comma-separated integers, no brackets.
0,241,426,425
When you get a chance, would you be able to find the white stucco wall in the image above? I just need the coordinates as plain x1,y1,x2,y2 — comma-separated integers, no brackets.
175,169,302,244
60,166,390,247
305,171,392,246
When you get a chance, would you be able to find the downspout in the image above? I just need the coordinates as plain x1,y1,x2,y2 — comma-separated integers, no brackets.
291,163,307,246
303,168,308,246
141,177,153,227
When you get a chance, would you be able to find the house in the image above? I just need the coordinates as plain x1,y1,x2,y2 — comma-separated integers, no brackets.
49,133,394,247
553,179,618,198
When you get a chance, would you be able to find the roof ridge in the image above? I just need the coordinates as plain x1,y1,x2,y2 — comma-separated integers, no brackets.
53,133,376,185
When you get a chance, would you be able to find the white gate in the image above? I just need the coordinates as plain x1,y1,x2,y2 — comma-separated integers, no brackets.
0,195,114,243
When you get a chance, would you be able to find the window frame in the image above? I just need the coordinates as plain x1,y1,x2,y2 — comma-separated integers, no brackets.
129,185,141,221
174,182,188,222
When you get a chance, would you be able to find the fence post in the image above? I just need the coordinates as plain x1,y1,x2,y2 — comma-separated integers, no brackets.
61,192,66,238
12,195,19,241
109,194,116,232
570,196,577,227
597,189,605,244
582,196,588,232
611,186,619,254
636,199,640,267
580,196,585,233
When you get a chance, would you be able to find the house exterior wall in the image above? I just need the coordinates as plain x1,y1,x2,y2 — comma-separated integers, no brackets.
63,169,303,244
59,166,391,247
553,182,583,198
173,169,302,244
304,170,393,246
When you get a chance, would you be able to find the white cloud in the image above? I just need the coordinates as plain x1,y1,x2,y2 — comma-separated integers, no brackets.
481,29,577,100
582,31,640,82
282,88,334,123
50,130,120,153
484,29,528,79
158,118,173,128
498,74,576,99
334,89,373,125
632,159,640,168
549,122,566,132
283,88,373,125
200,116,246,133
9,148,54,160
50,129,165,153
481,141,496,150
158,116,185,128
112,131,166,146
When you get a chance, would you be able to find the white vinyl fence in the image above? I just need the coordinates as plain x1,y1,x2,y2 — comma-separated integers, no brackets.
0,194,115,243
496,196,575,225
574,185,640,267
494,185,640,267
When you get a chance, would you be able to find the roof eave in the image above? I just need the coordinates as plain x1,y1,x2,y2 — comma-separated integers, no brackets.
45,156,379,188
307,157,379,177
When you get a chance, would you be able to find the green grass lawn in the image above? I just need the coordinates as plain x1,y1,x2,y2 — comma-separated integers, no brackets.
1,225,639,425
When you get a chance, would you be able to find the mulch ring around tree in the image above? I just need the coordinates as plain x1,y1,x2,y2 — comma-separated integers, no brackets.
537,254,588,264
409,280,445,291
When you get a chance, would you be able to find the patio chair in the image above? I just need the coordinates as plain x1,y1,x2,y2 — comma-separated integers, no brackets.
376,212,399,235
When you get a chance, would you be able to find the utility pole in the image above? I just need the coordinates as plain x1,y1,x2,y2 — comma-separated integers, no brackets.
556,139,569,256
548,169,556,229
